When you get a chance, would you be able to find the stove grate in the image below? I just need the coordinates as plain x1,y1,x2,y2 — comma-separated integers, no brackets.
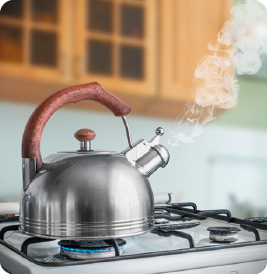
151,223,200,248
0,204,267,267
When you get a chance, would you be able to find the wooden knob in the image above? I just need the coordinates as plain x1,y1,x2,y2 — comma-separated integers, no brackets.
74,129,96,142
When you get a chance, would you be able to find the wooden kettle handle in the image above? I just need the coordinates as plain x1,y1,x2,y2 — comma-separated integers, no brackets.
21,82,132,170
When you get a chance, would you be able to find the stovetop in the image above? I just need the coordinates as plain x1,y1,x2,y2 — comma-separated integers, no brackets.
1,202,267,274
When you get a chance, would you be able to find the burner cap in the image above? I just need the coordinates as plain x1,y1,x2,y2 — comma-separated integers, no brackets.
59,239,126,260
207,227,241,243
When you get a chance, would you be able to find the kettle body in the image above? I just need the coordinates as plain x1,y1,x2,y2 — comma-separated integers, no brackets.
20,151,154,239
20,82,169,240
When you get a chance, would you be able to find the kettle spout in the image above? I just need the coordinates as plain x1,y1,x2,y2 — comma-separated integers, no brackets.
136,144,169,177
123,127,170,177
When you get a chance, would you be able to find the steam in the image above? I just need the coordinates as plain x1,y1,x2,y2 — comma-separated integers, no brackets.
0,0,7,8
168,0,267,146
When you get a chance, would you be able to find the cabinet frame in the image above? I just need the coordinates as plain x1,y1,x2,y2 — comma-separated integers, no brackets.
0,0,73,84
73,0,156,97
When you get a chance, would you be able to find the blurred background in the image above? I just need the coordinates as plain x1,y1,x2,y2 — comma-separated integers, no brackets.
0,0,267,219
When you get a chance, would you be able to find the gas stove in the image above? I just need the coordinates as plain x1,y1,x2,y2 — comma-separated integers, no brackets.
0,194,267,274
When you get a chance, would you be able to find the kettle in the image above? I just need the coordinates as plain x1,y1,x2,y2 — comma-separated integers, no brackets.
20,82,170,240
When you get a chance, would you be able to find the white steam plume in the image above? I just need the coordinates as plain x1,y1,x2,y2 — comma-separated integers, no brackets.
168,0,267,146
0,0,7,8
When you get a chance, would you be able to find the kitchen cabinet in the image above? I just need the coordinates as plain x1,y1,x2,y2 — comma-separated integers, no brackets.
73,0,156,97
0,0,72,83
159,0,232,101
0,0,231,118
144,0,232,118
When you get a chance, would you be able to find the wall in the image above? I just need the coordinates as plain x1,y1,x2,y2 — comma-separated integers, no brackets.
216,77,267,129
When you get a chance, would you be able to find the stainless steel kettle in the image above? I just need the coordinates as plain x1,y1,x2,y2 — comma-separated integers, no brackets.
20,82,170,240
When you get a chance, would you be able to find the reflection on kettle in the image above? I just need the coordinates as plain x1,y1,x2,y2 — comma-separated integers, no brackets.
20,82,170,240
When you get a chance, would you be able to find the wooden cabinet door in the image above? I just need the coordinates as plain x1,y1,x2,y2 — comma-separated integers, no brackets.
158,0,232,102
0,0,72,84
73,0,156,97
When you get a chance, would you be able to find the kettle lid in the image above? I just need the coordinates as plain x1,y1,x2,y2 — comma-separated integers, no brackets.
58,128,116,155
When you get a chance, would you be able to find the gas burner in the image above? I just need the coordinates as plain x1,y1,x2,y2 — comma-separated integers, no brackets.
59,239,126,260
208,227,241,243
154,209,171,224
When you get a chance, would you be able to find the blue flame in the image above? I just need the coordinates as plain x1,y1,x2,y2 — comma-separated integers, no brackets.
60,246,124,254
